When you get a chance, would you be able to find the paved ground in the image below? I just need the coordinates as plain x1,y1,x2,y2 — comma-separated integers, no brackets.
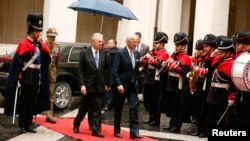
0,93,207,141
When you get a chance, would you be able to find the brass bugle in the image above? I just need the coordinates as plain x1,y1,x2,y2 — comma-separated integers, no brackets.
139,48,155,63
155,58,174,77
139,54,148,62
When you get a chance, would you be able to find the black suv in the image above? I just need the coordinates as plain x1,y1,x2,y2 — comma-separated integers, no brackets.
0,42,91,109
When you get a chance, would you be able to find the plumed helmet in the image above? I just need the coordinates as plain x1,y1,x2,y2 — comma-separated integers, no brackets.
217,38,235,53
154,32,168,44
203,34,217,48
47,27,58,36
174,32,189,45
27,12,43,34
234,32,248,44
195,39,204,50
216,35,227,48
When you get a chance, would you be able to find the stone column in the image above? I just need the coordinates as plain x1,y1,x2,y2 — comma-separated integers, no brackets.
43,0,78,42
116,0,157,48
158,0,183,54
193,0,230,55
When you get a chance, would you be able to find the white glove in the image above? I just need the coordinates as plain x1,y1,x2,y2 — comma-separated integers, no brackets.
228,99,235,106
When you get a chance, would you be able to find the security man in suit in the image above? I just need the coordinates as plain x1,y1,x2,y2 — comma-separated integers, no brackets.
135,32,150,105
45,27,60,124
103,38,119,111
112,33,143,139
73,33,109,138
135,32,150,57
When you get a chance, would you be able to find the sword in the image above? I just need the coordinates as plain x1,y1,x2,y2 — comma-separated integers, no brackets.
216,105,230,125
12,81,20,124
216,92,239,125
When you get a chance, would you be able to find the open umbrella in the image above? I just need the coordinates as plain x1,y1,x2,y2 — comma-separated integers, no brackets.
68,0,138,32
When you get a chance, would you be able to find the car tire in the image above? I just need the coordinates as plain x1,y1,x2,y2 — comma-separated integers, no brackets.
54,81,72,109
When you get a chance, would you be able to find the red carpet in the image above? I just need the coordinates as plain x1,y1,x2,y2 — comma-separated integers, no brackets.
34,116,157,141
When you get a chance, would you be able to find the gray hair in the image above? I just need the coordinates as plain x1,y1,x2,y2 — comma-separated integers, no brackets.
126,33,137,42
92,32,103,40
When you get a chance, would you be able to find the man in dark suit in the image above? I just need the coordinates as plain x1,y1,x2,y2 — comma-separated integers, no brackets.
73,33,109,138
103,38,119,111
112,33,143,139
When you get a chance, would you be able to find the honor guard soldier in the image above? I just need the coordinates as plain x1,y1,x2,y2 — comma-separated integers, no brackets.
192,39,204,66
206,38,237,132
4,12,51,133
233,32,250,128
192,34,218,137
233,32,248,59
45,27,60,124
188,39,204,94
189,39,206,137
140,32,169,126
163,32,192,133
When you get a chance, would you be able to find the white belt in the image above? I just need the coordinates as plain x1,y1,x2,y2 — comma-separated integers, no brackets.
168,71,183,90
148,65,156,69
211,82,230,88
23,62,41,69
168,71,181,78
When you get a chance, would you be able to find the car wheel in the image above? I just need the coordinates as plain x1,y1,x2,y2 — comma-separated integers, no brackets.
54,81,72,109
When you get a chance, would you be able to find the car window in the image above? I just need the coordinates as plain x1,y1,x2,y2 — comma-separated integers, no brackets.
68,47,83,62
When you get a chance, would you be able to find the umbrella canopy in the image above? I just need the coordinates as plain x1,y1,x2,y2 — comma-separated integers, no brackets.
68,0,138,20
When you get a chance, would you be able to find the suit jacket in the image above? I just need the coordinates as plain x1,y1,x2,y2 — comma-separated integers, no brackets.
107,47,119,86
138,43,149,57
78,47,108,94
113,47,140,92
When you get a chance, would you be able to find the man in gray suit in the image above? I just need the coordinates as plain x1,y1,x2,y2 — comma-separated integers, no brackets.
135,32,150,57
135,32,150,106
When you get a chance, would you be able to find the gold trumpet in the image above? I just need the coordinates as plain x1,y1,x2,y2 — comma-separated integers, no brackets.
186,69,197,94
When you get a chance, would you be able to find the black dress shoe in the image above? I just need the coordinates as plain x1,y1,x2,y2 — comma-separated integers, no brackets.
198,133,207,138
73,126,79,133
92,132,105,138
143,119,153,124
25,127,36,133
130,134,143,139
170,126,180,133
114,133,122,138
191,131,200,136
20,128,26,133
46,118,56,124
149,121,160,126
163,125,173,131
102,106,109,111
